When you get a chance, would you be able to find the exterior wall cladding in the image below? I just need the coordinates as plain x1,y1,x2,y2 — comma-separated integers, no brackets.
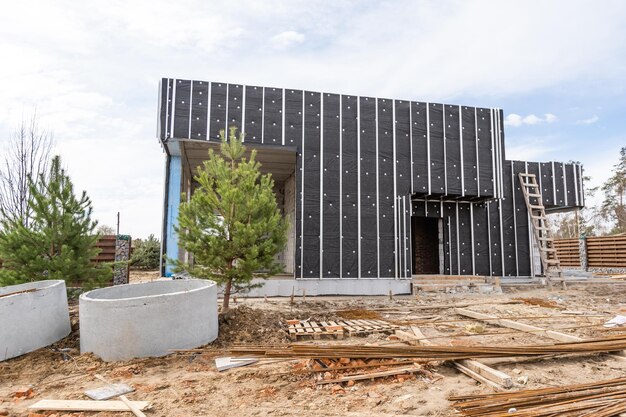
158,78,584,279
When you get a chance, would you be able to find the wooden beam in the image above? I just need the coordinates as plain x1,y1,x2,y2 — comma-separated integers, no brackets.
29,399,150,412
408,326,512,388
454,308,580,342
316,366,422,385
454,308,626,361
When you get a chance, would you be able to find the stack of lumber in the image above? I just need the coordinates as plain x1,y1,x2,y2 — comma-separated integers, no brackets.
450,377,626,416
230,334,626,360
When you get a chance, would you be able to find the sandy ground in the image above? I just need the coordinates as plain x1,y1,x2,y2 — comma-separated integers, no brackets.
2,276,626,417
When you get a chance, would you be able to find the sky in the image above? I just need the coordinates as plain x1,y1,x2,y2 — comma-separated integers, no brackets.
0,0,624,238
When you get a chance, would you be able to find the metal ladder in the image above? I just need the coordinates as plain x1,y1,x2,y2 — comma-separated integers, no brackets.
518,173,563,287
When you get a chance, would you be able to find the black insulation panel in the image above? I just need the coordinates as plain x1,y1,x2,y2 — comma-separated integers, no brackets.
412,102,429,194
173,79,191,139
395,100,411,196
445,105,462,195
208,82,227,141
443,203,457,274
227,84,243,136
461,106,478,196
429,103,445,195
378,98,395,277
540,162,554,207
513,161,531,276
360,97,378,277
472,202,490,274
476,108,494,197
457,203,472,274
501,162,517,276
342,95,359,278
160,79,171,139
190,80,208,140
488,200,503,276
322,93,340,277
243,86,263,144
302,91,321,277
264,87,283,145
554,162,565,206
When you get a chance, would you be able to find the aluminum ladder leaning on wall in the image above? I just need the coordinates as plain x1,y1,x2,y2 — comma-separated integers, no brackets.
518,173,564,289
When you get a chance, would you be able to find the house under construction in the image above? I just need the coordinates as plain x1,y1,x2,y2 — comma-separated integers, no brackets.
157,78,584,295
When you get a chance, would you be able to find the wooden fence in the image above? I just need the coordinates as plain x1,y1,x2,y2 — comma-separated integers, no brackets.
553,239,580,267
555,235,626,268
586,235,626,268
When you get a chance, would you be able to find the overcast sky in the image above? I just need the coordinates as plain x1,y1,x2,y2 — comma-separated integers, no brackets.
1,0,624,238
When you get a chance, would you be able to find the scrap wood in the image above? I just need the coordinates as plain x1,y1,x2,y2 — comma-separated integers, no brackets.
29,399,150,412
316,365,424,385
409,326,512,389
455,307,626,361
450,377,626,417
284,359,418,375
230,333,626,361
513,297,562,309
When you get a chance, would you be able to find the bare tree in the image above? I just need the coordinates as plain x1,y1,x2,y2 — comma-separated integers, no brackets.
96,224,115,235
0,112,54,227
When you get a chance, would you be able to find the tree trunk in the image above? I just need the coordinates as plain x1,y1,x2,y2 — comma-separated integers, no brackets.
223,278,233,312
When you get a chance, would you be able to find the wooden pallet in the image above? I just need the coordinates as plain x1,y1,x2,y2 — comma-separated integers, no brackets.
288,321,344,341
335,320,400,337
287,319,400,340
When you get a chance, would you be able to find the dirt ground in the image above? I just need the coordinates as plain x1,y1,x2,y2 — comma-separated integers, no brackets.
2,278,626,417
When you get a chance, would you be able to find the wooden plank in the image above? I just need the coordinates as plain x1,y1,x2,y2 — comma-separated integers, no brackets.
395,330,420,345
409,325,512,388
453,362,503,391
454,308,581,342
316,366,422,385
456,359,513,388
29,399,150,412
454,308,626,361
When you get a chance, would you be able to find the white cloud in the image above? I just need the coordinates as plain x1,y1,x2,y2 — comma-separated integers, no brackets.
544,113,557,123
270,31,305,50
577,115,600,125
505,113,558,127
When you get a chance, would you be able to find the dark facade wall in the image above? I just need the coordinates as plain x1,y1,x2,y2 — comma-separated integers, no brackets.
413,160,583,276
159,78,583,278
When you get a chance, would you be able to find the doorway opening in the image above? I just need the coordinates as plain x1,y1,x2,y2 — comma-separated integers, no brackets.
411,217,440,274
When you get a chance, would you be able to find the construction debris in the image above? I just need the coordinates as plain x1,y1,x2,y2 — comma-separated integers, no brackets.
231,334,626,360
450,377,626,416
85,383,134,400
604,315,626,327
214,356,259,371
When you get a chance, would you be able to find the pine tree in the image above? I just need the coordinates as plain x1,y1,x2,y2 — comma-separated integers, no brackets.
0,156,110,288
175,127,288,311
130,234,161,270
599,147,626,234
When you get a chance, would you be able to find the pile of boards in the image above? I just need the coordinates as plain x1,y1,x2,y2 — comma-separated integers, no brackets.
450,377,626,416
